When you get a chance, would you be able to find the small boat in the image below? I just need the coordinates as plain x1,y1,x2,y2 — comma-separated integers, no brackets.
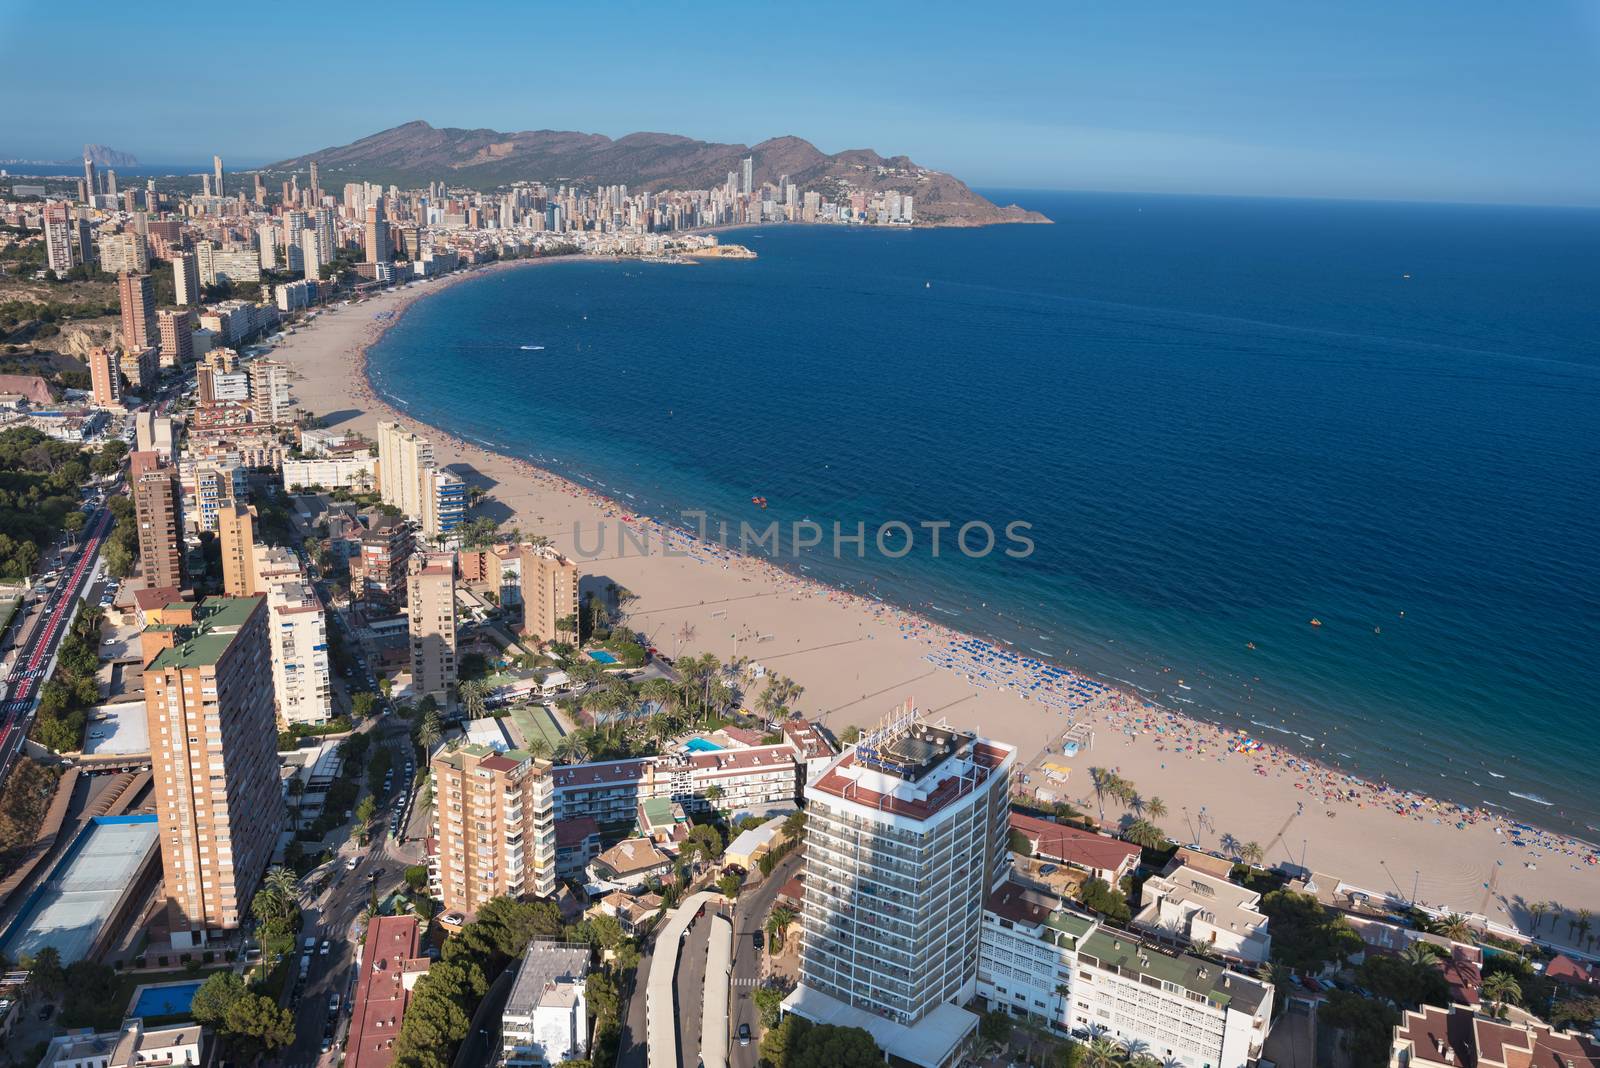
1309,618,1323,627
925,282,931,289
520,344,545,351
751,496,768,509
1246,641,1257,650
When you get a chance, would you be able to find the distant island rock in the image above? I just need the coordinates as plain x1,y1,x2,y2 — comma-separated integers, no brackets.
269,120,1049,228
82,144,139,167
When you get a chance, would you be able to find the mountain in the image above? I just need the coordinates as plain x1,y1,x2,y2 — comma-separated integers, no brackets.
82,144,139,167
268,121,1048,227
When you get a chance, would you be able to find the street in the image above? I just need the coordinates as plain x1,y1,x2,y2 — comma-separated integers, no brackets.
728,852,801,1068
0,505,113,780
281,722,421,1068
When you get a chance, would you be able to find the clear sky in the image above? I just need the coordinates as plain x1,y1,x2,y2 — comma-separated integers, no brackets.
3,0,1597,205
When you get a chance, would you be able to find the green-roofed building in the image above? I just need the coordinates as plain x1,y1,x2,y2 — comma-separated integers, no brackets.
979,878,1272,1068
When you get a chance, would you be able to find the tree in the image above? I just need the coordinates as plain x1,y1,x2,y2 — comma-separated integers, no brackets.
767,905,796,948
355,794,378,839
754,985,786,1029
979,1010,1013,1047
1083,1038,1122,1068
24,946,64,1000
1239,841,1265,866
222,992,296,1051
351,691,378,719
1145,796,1168,821
1261,889,1362,972
1434,913,1475,943
1078,878,1131,923
263,864,298,901
718,871,743,899
1482,972,1521,1017
759,1017,879,1068
460,678,489,719
190,971,246,1026
1122,818,1167,850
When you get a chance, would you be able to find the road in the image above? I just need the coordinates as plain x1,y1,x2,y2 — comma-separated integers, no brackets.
728,852,802,1068
281,722,420,1068
0,505,114,781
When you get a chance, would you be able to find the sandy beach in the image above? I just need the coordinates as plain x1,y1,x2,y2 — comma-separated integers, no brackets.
268,262,1600,939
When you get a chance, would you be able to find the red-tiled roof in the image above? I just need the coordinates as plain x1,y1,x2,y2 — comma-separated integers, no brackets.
555,816,599,847
346,916,427,1068
1009,812,1139,875
811,740,1009,821
986,879,1055,926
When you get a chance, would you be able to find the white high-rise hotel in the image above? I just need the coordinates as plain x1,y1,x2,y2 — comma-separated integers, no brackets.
784,707,1016,1068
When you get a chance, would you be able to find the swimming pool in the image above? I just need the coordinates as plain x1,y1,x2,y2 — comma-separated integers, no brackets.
587,650,618,664
685,738,724,753
131,979,202,1017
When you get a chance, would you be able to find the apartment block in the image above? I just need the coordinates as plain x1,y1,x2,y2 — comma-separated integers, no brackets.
377,421,434,520
132,454,185,591
88,346,122,408
430,743,557,915
252,543,333,727
518,545,580,645
157,308,194,368
248,359,293,425
407,552,456,707
783,708,1015,1068
979,880,1272,1068
117,272,156,351
1133,861,1272,965
501,941,591,1068
354,518,412,603
173,250,200,306
216,498,258,597
140,597,280,944
420,467,467,547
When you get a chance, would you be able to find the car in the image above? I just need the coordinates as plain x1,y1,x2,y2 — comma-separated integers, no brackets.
346,856,360,871
738,1023,751,1046
328,993,341,1013
371,866,386,879
38,1004,54,1021
305,936,317,951
320,939,330,955
753,931,763,951
320,1037,332,1053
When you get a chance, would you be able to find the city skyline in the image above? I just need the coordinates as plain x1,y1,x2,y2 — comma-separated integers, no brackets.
2,1,1598,207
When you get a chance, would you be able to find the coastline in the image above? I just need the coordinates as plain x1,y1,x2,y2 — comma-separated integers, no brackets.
269,260,1600,936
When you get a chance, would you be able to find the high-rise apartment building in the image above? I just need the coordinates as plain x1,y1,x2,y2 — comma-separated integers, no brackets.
119,344,158,393
251,543,333,727
518,545,580,645
407,552,456,707
300,228,324,281
173,250,200,306
741,156,754,196
212,155,225,198
217,498,258,597
98,231,148,274
256,223,278,270
353,518,411,603
141,596,279,944
784,708,1016,1067
88,346,122,408
118,272,157,351
132,453,185,591
157,308,193,368
364,197,392,263
248,359,293,424
377,421,434,520
43,203,75,275
308,160,320,199
420,467,467,546
430,743,557,915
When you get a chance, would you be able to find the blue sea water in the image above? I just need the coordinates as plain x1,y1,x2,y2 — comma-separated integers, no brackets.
367,191,1600,834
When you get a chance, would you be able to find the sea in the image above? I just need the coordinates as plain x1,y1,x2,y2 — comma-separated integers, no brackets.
365,191,1600,836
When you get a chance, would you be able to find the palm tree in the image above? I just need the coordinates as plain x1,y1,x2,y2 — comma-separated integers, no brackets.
1240,841,1265,866
1576,909,1592,949
417,709,443,752
1083,1038,1121,1068
1401,941,1442,968
459,678,489,720
1090,768,1116,821
1528,900,1549,932
263,866,297,901
1145,796,1168,821
1124,818,1167,850
1482,972,1520,1017
523,735,553,761
1436,913,1474,943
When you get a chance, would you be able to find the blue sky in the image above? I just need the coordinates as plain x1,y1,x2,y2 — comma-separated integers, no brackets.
2,0,1597,205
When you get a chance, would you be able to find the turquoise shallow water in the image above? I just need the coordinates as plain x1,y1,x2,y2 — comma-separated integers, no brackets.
368,191,1600,835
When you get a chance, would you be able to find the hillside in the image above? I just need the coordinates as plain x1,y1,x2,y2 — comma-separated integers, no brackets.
268,121,1048,227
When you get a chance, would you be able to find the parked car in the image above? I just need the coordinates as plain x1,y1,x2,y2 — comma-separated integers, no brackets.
320,939,330,955
328,993,341,1014
738,1023,751,1046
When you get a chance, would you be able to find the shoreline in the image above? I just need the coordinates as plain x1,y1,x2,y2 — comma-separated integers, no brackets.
270,258,1600,936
